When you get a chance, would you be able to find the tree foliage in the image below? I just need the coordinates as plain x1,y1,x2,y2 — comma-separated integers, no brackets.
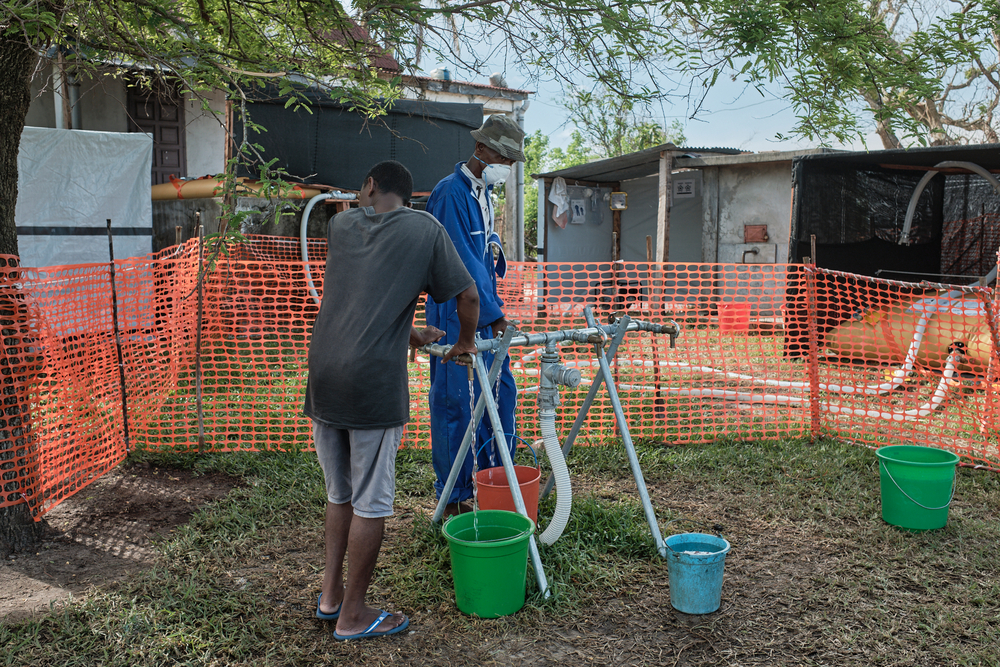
685,0,999,147
557,86,686,162
1,0,694,253
521,89,685,258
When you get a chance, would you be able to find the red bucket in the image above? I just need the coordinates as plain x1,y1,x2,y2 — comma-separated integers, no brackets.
475,466,541,523
719,302,750,333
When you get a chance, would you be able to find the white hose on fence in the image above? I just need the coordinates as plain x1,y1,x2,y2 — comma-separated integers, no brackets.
566,351,962,423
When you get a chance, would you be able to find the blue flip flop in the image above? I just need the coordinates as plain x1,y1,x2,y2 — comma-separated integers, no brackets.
333,610,409,641
316,593,341,620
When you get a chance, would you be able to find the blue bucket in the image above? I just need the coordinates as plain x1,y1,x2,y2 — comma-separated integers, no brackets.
665,533,731,614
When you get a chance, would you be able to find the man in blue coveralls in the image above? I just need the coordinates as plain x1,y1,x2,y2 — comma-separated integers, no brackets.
425,114,526,516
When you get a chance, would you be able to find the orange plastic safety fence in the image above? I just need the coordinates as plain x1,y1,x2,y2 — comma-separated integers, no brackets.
3,238,1000,520
789,265,1000,467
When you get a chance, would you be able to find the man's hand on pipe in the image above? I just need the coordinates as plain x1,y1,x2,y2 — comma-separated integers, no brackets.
491,317,510,338
442,338,477,366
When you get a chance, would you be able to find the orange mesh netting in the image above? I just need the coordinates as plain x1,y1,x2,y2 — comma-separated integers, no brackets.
2,237,999,519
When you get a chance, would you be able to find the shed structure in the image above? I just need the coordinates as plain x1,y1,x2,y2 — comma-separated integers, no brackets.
533,146,834,265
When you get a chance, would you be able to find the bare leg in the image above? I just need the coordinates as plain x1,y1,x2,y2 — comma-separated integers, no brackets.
334,514,407,636
320,501,352,615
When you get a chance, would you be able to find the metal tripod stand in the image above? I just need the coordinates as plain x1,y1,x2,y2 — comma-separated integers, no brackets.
423,306,679,597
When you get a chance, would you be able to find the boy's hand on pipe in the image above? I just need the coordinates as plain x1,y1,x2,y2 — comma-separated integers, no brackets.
409,325,446,348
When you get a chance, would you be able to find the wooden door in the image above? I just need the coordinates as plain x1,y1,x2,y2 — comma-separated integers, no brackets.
128,85,186,185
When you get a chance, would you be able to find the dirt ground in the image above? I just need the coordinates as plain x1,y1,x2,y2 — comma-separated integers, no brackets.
4,458,989,665
0,462,830,666
0,464,239,623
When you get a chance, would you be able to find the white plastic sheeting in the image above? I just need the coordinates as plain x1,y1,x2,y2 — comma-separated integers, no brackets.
16,127,152,268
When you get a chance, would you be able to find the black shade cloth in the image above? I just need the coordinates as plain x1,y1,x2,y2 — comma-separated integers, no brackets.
791,161,944,247
232,95,483,192
785,145,1000,357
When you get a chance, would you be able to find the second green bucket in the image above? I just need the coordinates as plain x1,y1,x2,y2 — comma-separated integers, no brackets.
876,445,959,531
442,510,535,618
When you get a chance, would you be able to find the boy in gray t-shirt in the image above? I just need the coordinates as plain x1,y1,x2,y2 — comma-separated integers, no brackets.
305,160,479,640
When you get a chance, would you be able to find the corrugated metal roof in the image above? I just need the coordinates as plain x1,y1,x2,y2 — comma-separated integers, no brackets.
406,74,534,97
532,144,746,183
794,143,1000,170
533,143,1000,184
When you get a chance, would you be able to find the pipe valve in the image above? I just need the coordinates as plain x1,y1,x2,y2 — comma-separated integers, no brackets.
544,364,582,388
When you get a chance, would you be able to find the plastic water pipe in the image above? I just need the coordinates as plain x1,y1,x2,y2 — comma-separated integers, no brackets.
537,411,571,545
591,349,963,423
300,191,357,305
301,193,333,305
536,346,578,545
900,161,1000,245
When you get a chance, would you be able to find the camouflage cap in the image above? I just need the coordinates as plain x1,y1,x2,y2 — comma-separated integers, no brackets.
470,114,526,162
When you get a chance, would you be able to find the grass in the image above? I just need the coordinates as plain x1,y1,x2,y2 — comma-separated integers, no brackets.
3,437,1000,666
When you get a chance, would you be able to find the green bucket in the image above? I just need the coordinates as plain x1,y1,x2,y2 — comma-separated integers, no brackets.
876,445,959,531
442,509,535,618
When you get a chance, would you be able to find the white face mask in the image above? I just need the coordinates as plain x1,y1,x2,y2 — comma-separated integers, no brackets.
482,162,511,187
473,153,511,187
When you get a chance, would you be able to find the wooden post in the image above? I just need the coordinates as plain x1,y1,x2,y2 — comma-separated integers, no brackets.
655,151,672,261
175,225,182,246
648,233,664,415
806,265,821,442
612,208,622,261
541,180,549,263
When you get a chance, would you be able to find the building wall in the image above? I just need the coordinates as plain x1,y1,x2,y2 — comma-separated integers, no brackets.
702,160,792,264
619,172,703,262
25,68,56,128
78,73,128,132
543,183,614,262
399,79,528,115
183,90,227,176
25,64,128,132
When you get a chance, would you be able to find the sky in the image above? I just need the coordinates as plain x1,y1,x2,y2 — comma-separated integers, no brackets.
448,67,879,155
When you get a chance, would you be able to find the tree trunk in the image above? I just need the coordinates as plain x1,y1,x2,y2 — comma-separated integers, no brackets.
863,93,903,149
0,30,44,557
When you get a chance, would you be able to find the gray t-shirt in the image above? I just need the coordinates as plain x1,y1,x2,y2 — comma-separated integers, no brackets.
304,206,474,429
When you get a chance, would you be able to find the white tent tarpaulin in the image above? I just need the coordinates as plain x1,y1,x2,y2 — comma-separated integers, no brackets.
16,127,152,268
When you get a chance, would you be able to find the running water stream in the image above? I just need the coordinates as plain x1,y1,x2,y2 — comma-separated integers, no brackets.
469,372,479,541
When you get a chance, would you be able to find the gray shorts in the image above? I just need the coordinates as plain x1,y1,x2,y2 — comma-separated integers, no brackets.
313,421,403,518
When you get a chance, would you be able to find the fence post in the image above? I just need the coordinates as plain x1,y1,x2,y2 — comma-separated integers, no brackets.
805,262,821,442
980,253,1000,438
106,219,130,454
195,220,206,453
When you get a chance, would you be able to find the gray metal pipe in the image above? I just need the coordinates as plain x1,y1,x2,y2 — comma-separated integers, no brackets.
584,309,667,558
540,315,630,499
474,353,551,599
421,319,677,358
431,328,514,523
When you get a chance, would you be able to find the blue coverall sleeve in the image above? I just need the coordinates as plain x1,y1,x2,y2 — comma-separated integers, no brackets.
426,187,505,328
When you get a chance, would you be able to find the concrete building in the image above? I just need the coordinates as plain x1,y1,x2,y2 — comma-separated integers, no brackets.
23,62,533,254
25,63,228,184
